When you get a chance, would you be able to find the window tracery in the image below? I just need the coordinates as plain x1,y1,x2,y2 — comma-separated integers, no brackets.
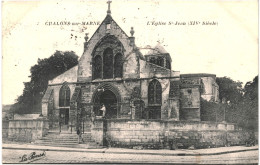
59,85,70,107
103,48,114,79
114,53,123,78
93,55,102,79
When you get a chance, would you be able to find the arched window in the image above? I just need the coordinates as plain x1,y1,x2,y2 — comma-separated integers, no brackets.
103,48,113,79
59,85,70,107
93,55,102,79
92,36,125,80
150,57,156,65
166,59,171,69
157,57,164,67
148,79,162,105
114,53,123,78
148,79,162,119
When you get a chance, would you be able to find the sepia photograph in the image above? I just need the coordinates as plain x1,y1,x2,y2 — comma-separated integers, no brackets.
2,0,258,164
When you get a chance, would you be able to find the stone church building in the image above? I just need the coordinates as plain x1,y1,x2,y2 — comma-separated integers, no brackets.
39,2,247,148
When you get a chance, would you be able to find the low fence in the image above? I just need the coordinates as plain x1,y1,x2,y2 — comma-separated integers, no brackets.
4,118,254,149
2,120,9,138
92,119,251,149
8,119,49,142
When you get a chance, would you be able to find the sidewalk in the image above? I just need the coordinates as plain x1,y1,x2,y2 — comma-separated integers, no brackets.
2,143,258,156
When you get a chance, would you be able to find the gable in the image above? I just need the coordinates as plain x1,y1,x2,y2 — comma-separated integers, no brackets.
49,65,78,84
78,14,140,81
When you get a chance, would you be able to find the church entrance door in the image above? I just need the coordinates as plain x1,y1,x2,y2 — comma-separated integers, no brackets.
59,108,69,132
100,90,117,119
99,90,117,147
92,84,121,147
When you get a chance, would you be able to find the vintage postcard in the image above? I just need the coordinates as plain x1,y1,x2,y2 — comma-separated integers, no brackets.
2,0,258,164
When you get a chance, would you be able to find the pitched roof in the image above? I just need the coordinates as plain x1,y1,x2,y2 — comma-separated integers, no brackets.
42,87,53,103
146,43,169,55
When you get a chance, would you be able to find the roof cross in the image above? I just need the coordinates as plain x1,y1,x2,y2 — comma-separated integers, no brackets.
107,0,112,15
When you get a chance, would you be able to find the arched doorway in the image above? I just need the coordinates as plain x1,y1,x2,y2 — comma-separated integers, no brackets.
93,89,118,119
59,84,70,132
91,83,121,147
100,90,117,119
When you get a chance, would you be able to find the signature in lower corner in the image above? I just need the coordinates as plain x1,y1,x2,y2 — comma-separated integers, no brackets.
19,151,46,162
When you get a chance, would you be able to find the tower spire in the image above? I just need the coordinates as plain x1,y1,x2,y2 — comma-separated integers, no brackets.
107,0,112,15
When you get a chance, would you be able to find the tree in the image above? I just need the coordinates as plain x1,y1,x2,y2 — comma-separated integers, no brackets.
11,51,78,114
213,76,258,131
242,76,258,130
200,99,220,122
223,76,258,130
201,76,258,131
244,76,258,101
201,77,243,122
216,77,243,104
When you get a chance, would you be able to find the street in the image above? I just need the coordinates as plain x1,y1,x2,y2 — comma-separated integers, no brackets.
2,148,258,164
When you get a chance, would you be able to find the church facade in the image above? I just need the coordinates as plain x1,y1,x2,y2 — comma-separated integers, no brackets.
39,2,241,148
42,6,219,129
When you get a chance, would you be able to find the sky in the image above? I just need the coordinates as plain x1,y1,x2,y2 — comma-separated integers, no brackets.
2,0,258,105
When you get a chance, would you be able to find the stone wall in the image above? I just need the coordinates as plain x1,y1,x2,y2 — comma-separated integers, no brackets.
180,74,219,102
8,119,49,142
200,76,219,102
2,120,9,138
92,119,250,149
180,87,201,121
14,114,40,120
91,119,104,145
